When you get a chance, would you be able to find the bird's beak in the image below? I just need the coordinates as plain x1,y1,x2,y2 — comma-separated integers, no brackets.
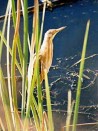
55,26,66,33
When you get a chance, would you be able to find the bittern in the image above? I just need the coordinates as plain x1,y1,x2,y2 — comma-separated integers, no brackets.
29,26,66,85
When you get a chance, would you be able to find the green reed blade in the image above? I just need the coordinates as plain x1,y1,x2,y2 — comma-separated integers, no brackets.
21,0,28,118
45,70,54,131
72,20,90,131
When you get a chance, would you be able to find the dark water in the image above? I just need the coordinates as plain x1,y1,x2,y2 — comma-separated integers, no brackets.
0,0,98,130
42,0,98,130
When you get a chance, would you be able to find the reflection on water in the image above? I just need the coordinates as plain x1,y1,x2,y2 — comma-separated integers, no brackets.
48,53,98,130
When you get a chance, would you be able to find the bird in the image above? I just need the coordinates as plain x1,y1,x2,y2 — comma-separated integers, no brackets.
28,26,66,86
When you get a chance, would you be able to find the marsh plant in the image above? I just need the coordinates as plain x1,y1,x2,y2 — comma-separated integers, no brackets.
0,0,90,131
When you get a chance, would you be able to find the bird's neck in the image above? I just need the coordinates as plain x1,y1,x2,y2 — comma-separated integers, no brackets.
40,37,53,71
40,37,53,54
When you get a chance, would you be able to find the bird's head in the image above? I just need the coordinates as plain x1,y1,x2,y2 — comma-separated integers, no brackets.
45,26,66,40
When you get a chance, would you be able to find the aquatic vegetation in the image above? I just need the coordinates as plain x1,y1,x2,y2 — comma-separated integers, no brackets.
0,0,92,131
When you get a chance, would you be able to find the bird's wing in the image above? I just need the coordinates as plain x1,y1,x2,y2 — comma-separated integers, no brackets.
30,53,45,83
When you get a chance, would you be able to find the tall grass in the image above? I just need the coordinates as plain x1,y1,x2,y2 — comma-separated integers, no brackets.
0,1,14,130
0,0,90,131
45,70,54,131
72,20,90,131
0,0,54,130
65,90,74,131
21,0,28,118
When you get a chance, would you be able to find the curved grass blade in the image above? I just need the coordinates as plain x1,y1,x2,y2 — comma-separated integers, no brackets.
11,0,21,112
0,31,22,75
11,0,23,67
72,20,90,131
7,1,15,127
0,1,10,62
0,32,22,75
